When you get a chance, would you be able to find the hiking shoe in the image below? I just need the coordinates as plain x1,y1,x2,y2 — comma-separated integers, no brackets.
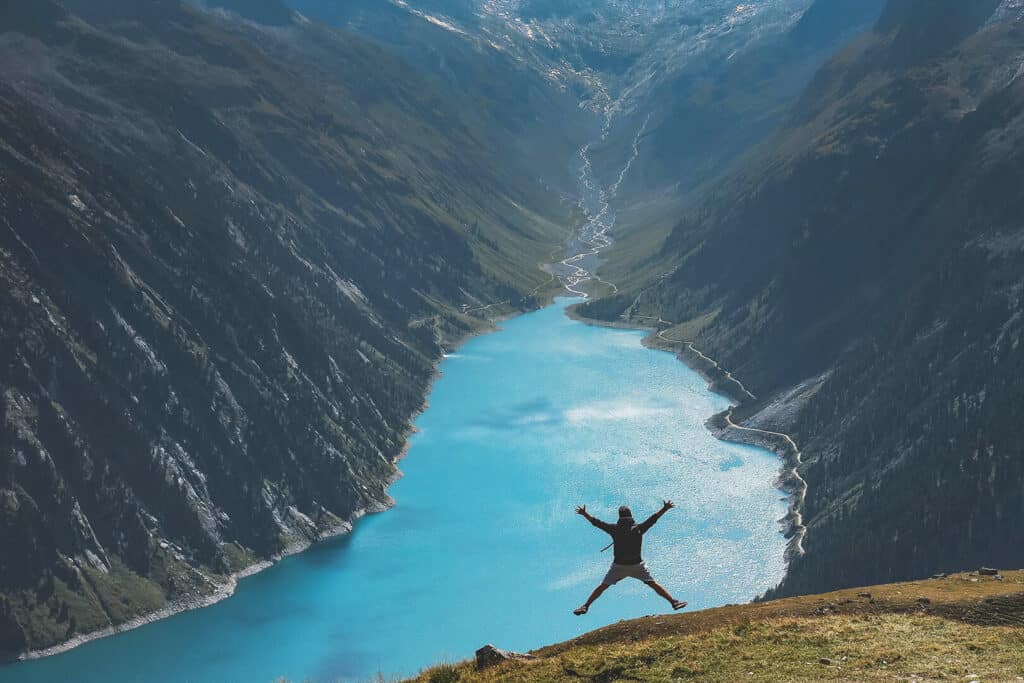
573,605,589,616
672,600,687,611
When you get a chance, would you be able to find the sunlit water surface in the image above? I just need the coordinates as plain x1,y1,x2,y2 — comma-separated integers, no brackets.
1,299,787,683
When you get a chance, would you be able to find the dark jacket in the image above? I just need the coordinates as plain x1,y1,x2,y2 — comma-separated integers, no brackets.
589,514,660,565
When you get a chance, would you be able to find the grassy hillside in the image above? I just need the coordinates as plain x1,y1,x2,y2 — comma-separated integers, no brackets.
410,571,1024,682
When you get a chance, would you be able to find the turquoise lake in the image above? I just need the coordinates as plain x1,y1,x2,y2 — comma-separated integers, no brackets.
0,299,788,683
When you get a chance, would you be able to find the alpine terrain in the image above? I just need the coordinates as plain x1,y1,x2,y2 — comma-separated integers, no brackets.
2,0,1023,677
0,0,584,655
582,0,1024,597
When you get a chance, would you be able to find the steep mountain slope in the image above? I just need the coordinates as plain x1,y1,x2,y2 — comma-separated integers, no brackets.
281,0,593,196
299,0,830,178
202,0,295,26
410,571,1024,682
580,0,1024,597
579,0,888,293
295,1,877,300
0,0,576,656
622,0,887,198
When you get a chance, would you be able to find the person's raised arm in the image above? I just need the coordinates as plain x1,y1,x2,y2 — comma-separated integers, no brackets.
638,500,675,533
576,505,615,534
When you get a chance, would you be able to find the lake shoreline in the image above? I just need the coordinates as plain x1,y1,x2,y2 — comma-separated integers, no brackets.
564,302,807,575
8,512,371,664
6,293,792,681
7,287,789,672
7,294,551,666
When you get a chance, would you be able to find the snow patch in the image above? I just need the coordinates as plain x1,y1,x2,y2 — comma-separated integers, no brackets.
111,308,168,375
336,277,367,305
166,207,186,229
989,0,1024,24
410,10,468,36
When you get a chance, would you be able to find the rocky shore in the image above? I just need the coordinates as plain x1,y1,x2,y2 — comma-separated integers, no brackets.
11,512,376,663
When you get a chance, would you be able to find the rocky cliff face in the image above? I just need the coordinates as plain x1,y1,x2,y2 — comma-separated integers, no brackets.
614,0,888,200
301,0,839,201
0,0,578,655
583,0,1024,596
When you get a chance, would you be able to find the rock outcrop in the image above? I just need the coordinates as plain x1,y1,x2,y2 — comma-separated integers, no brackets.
475,644,534,670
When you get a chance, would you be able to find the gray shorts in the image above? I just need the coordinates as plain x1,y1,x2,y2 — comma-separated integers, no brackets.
602,561,655,585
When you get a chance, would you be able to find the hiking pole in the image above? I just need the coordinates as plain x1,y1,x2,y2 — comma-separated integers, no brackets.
600,540,613,552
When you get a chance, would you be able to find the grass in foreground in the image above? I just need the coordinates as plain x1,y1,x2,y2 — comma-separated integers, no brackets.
414,614,1024,682
408,571,1024,682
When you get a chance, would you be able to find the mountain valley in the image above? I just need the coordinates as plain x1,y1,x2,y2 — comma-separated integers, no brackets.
1,0,1023,675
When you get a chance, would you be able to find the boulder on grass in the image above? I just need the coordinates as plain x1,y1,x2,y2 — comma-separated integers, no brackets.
475,644,533,670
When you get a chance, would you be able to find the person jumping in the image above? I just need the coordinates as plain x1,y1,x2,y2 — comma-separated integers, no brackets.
573,501,687,615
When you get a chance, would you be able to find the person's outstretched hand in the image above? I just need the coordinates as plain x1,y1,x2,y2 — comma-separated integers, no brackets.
575,505,588,516
662,500,676,511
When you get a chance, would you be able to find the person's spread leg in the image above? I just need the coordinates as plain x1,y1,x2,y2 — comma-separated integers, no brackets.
644,580,687,610
574,583,610,615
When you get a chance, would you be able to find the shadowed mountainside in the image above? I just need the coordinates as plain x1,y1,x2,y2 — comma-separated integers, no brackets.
581,0,889,295
617,0,887,200
582,0,1024,598
283,0,591,196
0,0,582,656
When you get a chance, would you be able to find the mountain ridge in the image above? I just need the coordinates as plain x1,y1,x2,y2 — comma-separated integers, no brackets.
0,0,579,656
581,0,1024,600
